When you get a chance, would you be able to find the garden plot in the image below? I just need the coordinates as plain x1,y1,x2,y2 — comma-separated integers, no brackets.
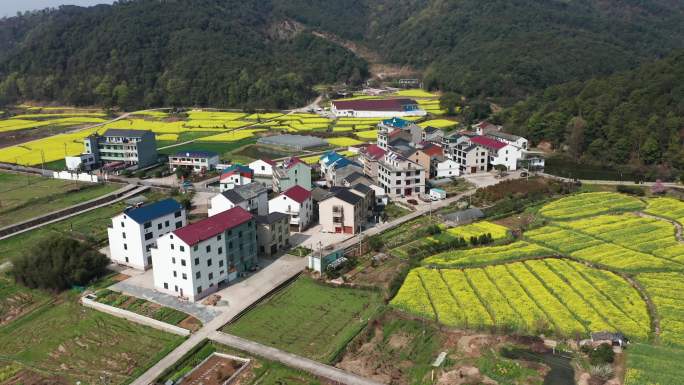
223,277,382,363
538,192,645,220
391,259,650,338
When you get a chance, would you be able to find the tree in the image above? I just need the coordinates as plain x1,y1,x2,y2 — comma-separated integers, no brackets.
439,92,460,115
12,236,108,291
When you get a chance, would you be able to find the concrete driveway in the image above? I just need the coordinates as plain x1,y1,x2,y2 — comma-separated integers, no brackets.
290,224,353,250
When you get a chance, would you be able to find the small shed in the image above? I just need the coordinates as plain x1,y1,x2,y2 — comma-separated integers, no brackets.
591,331,628,347
429,188,447,200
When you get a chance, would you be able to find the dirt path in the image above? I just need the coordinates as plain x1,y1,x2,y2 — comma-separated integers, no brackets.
636,211,684,243
311,31,419,80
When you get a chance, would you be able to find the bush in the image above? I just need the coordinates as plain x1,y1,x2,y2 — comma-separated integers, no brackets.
12,236,109,291
368,236,384,251
616,185,645,196
582,343,615,365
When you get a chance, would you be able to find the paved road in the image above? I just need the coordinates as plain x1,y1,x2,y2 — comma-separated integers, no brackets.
209,332,385,385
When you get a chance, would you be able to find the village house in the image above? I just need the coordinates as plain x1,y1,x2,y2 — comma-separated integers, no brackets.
68,129,158,171
358,144,386,180
151,206,257,302
436,158,461,178
318,187,365,234
248,159,276,187
168,151,219,174
255,212,290,257
330,99,426,118
422,126,445,142
273,157,312,192
377,150,426,197
219,164,253,191
208,182,268,217
107,199,186,270
470,136,521,171
269,185,314,231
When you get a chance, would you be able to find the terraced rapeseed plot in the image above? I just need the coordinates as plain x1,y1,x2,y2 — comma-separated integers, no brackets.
538,192,645,220
327,137,364,147
446,221,509,240
636,272,684,346
645,197,684,224
422,241,553,268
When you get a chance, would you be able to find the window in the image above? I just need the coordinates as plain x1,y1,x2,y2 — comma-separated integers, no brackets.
175,211,181,218
206,245,211,253
181,259,186,266
197,286,202,294
179,246,185,252
219,260,224,267
182,273,187,280
144,221,151,229
157,223,162,230
193,245,198,251
122,232,126,239
123,243,128,250
218,247,222,255
171,244,175,250
176,221,182,229
194,258,199,266
229,242,233,249
208,272,213,280
207,259,213,266
173,271,177,277
120,221,124,228
145,232,153,240
163,282,168,289
195,271,201,279
217,234,222,241
172,257,176,264
165,220,170,227
174,285,178,292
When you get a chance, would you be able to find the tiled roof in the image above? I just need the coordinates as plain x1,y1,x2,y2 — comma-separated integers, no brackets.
283,185,312,204
320,151,343,166
220,164,254,180
382,117,412,128
421,143,444,158
174,206,252,246
256,212,289,225
470,136,507,150
220,183,267,203
172,150,218,158
362,144,386,160
102,129,153,138
219,189,245,204
124,199,182,224
332,98,418,112
327,187,363,205
282,156,308,169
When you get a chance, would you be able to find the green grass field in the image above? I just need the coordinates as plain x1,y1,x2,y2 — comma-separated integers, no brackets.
0,275,51,326
0,171,120,227
0,292,183,384
223,277,383,363
625,343,684,385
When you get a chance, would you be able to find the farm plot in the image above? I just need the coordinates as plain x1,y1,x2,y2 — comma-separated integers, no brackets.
525,216,684,272
635,272,684,347
327,137,364,147
197,129,266,142
418,119,458,129
0,293,183,384
645,197,684,224
422,241,554,268
0,171,119,227
0,276,51,327
0,117,106,133
538,192,645,220
95,289,198,330
624,343,684,385
223,277,382,363
391,260,650,338
446,221,509,240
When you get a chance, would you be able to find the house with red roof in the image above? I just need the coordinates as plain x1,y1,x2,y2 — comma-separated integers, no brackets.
151,206,257,302
272,156,311,193
358,144,386,179
219,164,254,191
268,185,313,231
331,98,426,118
470,136,522,171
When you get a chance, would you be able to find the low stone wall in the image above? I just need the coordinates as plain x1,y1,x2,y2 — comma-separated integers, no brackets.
81,295,190,336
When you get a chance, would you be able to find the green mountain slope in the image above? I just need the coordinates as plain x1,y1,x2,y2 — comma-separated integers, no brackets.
500,52,684,173
0,1,368,109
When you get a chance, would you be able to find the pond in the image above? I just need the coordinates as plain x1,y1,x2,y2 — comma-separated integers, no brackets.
501,346,575,385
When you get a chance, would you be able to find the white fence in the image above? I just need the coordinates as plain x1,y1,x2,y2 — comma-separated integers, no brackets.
53,171,99,183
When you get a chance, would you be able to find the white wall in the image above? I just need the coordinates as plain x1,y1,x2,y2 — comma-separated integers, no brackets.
490,144,522,171
436,159,460,178
53,171,99,183
269,195,313,231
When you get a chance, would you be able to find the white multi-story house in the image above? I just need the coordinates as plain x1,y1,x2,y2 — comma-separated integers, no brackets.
453,141,489,174
436,159,461,178
151,206,257,302
107,199,186,270
318,188,364,234
248,159,276,187
268,185,313,231
377,151,426,198
219,164,254,191
470,136,522,171
168,151,219,174
208,183,268,217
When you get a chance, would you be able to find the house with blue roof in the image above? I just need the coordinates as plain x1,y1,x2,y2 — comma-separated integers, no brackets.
319,151,364,187
169,150,219,174
107,198,187,270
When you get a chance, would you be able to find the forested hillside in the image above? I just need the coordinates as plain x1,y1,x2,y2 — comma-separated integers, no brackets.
500,52,684,175
0,1,367,109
